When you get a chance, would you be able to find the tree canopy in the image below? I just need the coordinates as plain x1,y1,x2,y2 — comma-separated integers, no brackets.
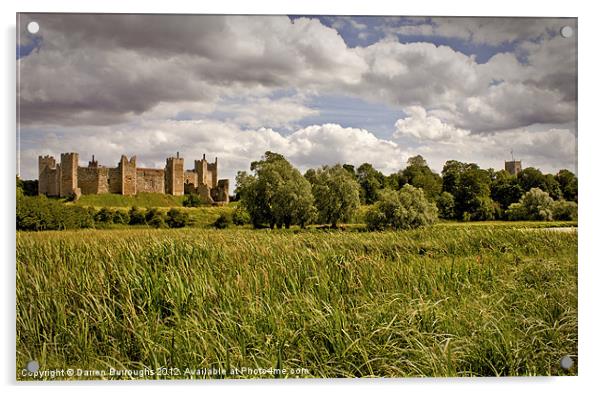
306,164,361,228
236,151,315,228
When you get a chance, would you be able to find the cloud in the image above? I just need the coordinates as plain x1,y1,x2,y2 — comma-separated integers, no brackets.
387,17,572,46
17,14,367,126
394,106,470,141
19,120,408,182
18,14,576,134
214,95,319,129
16,14,577,180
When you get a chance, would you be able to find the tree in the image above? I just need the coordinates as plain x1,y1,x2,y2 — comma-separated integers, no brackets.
309,164,361,228
490,170,524,211
506,188,555,221
384,170,405,190
17,177,38,196
517,167,546,192
236,151,315,229
436,191,455,220
552,200,578,221
407,155,428,167
442,160,493,220
365,185,438,230
543,174,562,200
342,164,356,178
555,169,578,202
442,160,467,199
356,163,385,204
400,155,442,200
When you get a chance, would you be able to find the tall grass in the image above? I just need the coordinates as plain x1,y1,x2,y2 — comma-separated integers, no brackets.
16,224,577,379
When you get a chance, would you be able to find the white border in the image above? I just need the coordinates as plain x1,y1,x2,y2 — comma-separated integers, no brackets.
3,1,600,394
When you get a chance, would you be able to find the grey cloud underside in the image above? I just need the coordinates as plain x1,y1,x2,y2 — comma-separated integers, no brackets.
18,14,576,134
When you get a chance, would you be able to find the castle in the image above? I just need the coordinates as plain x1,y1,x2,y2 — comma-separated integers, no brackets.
38,152,229,204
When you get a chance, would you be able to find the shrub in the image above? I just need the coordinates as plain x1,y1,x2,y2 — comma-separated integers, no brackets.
232,205,251,226
94,207,115,224
149,214,168,228
366,185,438,231
552,200,578,221
16,195,94,231
166,208,191,228
145,208,167,228
128,206,147,225
213,213,232,229
113,210,130,225
506,188,554,221
183,193,204,207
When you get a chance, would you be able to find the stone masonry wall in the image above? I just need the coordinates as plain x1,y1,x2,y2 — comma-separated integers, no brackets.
184,170,198,187
78,167,100,195
108,167,121,194
136,168,165,193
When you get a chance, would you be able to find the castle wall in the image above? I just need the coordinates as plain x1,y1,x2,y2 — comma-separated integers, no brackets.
97,168,109,194
211,179,230,204
39,166,60,197
78,167,100,195
184,170,198,187
108,167,121,194
136,168,165,193
77,167,110,195
46,168,60,196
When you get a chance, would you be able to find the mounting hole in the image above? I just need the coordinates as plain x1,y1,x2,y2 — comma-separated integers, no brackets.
560,25,573,38
26,360,40,373
560,355,574,370
27,21,40,34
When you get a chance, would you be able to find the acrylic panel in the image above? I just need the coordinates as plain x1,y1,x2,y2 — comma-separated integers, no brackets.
16,14,578,380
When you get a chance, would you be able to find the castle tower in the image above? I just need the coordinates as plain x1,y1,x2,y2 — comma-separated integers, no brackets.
165,152,184,195
194,153,218,188
38,155,57,196
505,160,522,176
59,152,79,198
119,155,137,196
208,157,218,189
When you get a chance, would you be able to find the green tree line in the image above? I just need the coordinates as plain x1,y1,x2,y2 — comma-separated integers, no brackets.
235,152,577,229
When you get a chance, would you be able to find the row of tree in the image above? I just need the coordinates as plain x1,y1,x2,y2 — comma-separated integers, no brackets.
235,152,578,229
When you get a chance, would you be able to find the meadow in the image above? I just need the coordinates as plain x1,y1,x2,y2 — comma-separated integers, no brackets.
16,222,577,379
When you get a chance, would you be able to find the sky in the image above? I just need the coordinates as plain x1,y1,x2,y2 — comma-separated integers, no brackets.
16,14,577,184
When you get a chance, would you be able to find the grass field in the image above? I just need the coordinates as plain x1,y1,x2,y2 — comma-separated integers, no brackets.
16,223,577,379
74,192,188,208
